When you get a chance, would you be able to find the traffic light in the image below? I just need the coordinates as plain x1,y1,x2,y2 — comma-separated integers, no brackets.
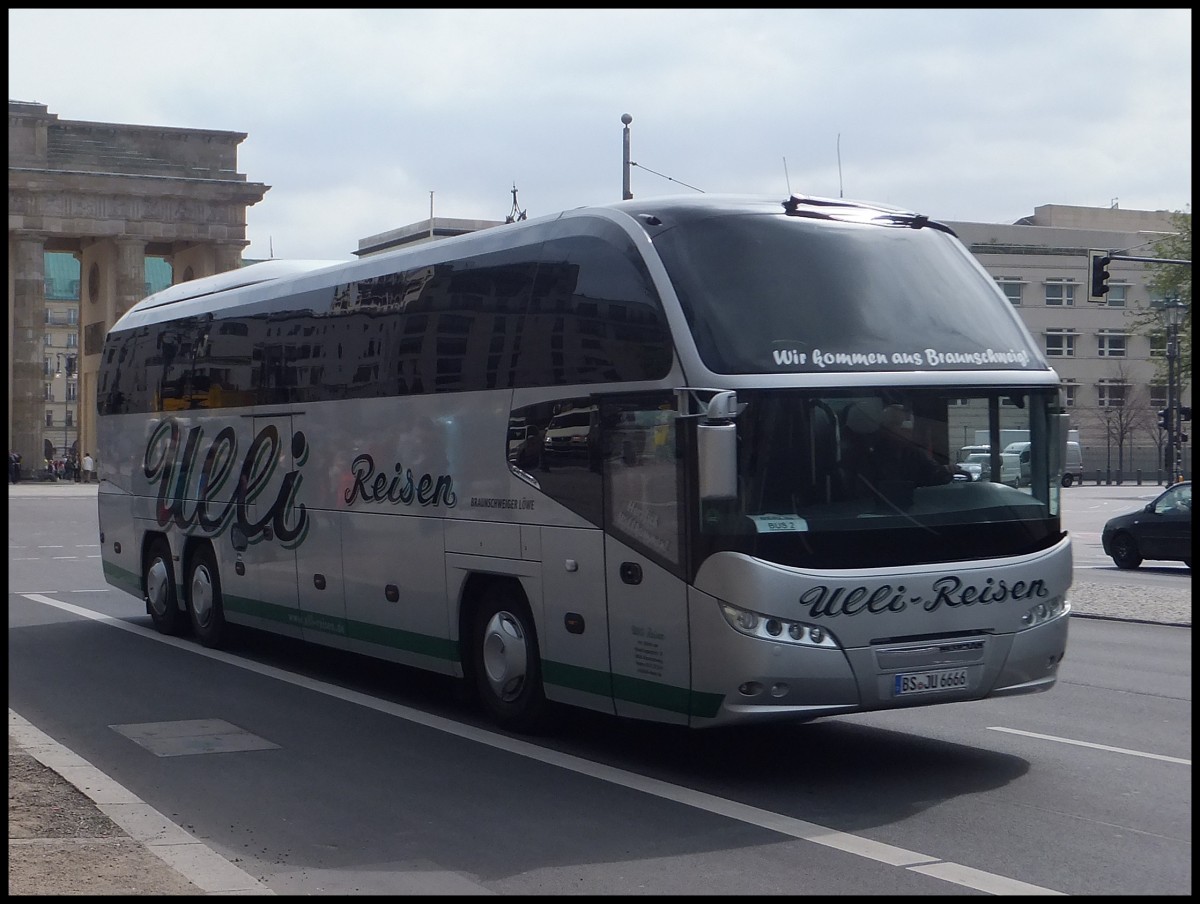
1157,408,1171,431
1087,250,1111,301
1087,249,1111,302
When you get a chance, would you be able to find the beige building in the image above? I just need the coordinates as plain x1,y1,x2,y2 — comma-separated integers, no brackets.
949,205,1190,479
7,101,268,474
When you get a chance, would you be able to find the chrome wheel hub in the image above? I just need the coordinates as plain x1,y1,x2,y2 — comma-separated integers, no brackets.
481,611,528,702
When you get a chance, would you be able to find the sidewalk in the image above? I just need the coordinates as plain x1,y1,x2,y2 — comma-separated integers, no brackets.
8,712,272,895
8,478,100,497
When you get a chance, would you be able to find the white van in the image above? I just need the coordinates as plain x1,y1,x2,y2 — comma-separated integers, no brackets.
1004,441,1083,487
958,451,1023,487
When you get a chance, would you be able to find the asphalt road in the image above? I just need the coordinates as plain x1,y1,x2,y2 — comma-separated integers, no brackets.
8,481,1192,895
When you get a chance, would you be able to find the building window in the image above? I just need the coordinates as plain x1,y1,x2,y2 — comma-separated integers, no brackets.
1150,332,1166,358
1105,284,1128,308
43,383,53,401
68,308,79,326
1045,330,1076,357
45,409,54,427
1150,384,1167,408
996,279,1023,305
66,333,78,348
1097,381,1128,408
1045,279,1076,306
66,410,74,428
43,334,53,347
67,382,78,402
1062,381,1077,408
1097,332,1127,357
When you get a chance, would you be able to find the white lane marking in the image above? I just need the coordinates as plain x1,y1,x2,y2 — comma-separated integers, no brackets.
20,592,1063,896
988,727,1190,765
8,708,273,895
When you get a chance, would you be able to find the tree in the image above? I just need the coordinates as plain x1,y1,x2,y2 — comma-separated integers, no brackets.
1086,362,1153,480
1131,209,1191,387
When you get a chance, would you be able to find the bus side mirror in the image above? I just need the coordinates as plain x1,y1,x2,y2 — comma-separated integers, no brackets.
698,391,738,500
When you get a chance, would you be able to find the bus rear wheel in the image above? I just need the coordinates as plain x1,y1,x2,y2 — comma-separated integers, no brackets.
145,537,184,635
470,583,547,732
186,544,227,648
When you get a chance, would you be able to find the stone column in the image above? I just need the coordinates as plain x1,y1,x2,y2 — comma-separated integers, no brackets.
213,242,245,275
9,233,46,474
77,238,146,465
114,238,147,322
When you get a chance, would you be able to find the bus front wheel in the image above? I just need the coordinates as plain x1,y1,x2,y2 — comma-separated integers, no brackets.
186,544,227,648
145,537,185,636
470,583,547,732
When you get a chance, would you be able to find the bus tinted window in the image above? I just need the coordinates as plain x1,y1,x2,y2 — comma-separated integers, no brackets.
99,218,673,416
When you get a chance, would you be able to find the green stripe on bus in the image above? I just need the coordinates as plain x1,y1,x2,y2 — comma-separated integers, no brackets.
544,662,723,719
102,560,142,599
221,595,460,662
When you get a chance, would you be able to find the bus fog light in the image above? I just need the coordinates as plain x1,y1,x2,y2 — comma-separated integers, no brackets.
765,619,782,636
788,624,804,641
809,626,824,644
770,683,789,698
739,681,763,697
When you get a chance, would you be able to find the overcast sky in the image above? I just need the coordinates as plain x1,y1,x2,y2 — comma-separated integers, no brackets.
8,8,1193,262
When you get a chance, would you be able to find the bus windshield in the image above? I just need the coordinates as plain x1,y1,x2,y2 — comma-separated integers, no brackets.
695,387,1063,570
651,211,1044,375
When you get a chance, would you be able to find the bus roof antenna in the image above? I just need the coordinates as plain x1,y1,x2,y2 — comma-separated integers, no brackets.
506,184,527,223
837,133,844,198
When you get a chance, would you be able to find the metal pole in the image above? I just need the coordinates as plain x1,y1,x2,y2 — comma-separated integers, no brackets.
621,113,633,200
1166,314,1177,483
1170,317,1182,482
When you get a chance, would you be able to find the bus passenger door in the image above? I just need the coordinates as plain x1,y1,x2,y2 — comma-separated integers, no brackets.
602,398,691,726
235,415,303,636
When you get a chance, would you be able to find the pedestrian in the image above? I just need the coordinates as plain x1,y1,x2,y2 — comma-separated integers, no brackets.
82,451,95,484
8,450,21,484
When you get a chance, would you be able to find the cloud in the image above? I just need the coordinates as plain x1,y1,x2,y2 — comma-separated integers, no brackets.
8,8,1190,260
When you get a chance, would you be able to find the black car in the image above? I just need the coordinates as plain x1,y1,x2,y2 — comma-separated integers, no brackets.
1101,481,1192,570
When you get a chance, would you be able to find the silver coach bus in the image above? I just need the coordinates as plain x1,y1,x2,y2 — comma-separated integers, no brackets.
96,194,1071,731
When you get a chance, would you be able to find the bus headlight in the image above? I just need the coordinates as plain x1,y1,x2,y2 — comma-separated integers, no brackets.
1019,595,1068,628
719,601,840,648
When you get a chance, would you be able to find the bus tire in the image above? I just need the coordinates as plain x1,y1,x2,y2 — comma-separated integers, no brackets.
469,582,547,732
1061,473,1074,488
144,537,185,636
186,544,227,648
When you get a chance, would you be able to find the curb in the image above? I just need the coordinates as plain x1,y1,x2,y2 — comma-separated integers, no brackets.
8,709,273,896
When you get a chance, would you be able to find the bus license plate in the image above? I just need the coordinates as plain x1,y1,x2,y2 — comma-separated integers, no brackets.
894,668,969,696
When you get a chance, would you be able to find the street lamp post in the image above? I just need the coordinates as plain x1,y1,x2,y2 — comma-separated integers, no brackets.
621,113,633,200
1159,299,1186,484
54,353,76,479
